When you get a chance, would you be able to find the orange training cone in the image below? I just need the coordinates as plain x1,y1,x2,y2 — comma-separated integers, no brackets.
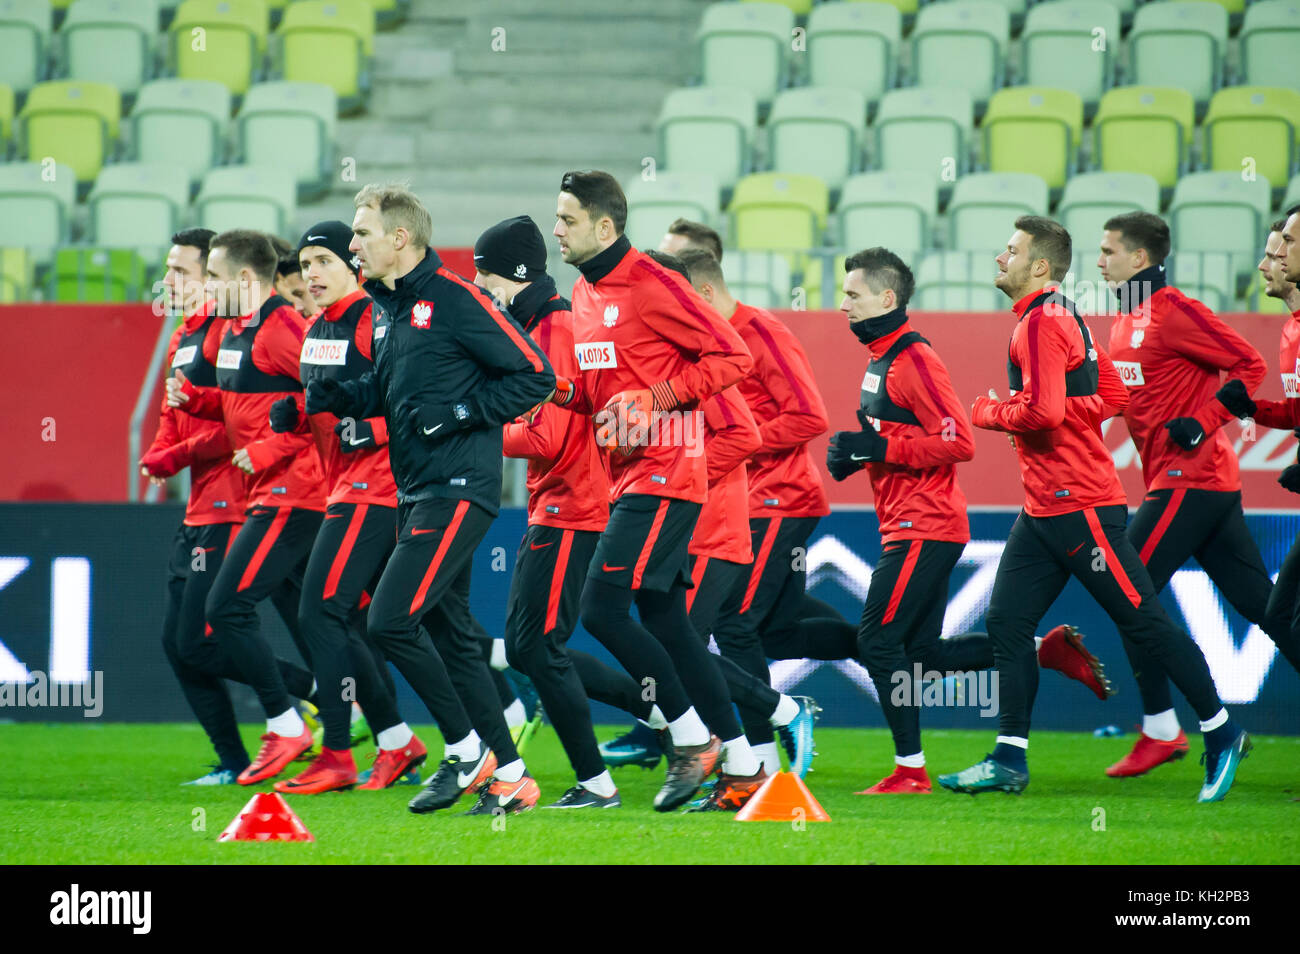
218,791,314,842
735,770,831,822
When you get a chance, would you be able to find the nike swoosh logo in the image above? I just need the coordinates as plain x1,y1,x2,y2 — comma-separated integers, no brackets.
497,781,529,806
411,528,439,536
1067,543,1085,557
350,437,371,445
423,424,443,436
530,541,553,551
850,454,870,462
307,234,328,242
458,757,486,788
1190,434,1203,446
602,563,627,572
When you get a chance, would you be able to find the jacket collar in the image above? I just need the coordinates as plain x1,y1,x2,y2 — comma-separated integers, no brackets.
233,294,289,334
320,288,368,322
577,235,632,285
1013,283,1061,319
849,305,909,348
365,248,442,306
1115,264,1166,313
508,274,559,331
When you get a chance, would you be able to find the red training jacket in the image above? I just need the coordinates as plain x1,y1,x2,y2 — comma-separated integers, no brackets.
690,385,762,563
1252,310,1300,430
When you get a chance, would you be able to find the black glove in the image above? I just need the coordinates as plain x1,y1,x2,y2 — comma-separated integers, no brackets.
334,417,376,453
1216,379,1257,419
1280,464,1300,494
408,401,476,443
305,377,346,416
1164,417,1206,451
268,397,299,433
826,427,888,481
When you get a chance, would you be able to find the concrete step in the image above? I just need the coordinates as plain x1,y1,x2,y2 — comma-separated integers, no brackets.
420,73,679,113
454,47,695,80
414,0,707,20
416,128,656,165
459,14,699,53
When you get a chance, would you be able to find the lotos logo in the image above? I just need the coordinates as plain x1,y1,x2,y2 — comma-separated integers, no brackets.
862,370,881,394
301,339,348,366
1113,360,1144,386
171,345,197,368
216,348,242,370
411,302,433,328
575,341,617,370
603,304,619,327
1284,372,1298,399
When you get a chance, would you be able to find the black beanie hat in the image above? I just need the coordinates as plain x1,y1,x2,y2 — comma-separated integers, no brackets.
474,215,548,282
297,220,361,276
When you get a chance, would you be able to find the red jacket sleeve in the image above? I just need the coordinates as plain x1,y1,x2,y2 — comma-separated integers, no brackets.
1166,296,1267,432
977,310,1068,433
174,423,234,467
702,386,762,485
1254,398,1300,430
351,309,390,447
144,328,185,457
883,343,976,468
1095,343,1131,417
744,319,829,453
176,319,226,419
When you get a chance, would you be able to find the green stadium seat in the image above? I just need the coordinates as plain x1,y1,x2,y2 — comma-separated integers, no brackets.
370,0,405,29
195,163,295,233
851,0,918,18
697,2,794,106
1240,1,1300,90
910,2,1009,110
1128,2,1226,108
1203,87,1300,200
170,0,268,97
722,249,793,309
0,81,13,146
807,2,901,106
1168,171,1273,286
657,86,756,189
983,0,1028,31
62,0,158,95
767,87,866,188
88,162,191,258
624,171,720,251
236,80,336,197
131,78,231,187
837,171,935,258
874,87,973,186
947,171,1049,251
914,251,1002,310
1093,86,1194,190
729,172,828,251
0,0,50,95
747,0,811,15
982,87,1082,190
1285,174,1300,213
0,247,33,301
0,159,75,265
1167,251,1233,312
1021,1,1120,110
1057,171,1161,256
51,247,148,302
277,0,373,111
18,79,118,183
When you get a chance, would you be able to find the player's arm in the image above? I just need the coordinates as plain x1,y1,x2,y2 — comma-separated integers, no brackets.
748,324,829,452
702,386,762,484
242,312,315,473
1095,343,1131,418
1168,300,1266,435
446,290,556,427
972,311,1068,433
884,345,976,468
503,316,575,462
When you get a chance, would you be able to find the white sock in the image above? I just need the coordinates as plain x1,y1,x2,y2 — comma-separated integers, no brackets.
721,736,761,776
643,705,669,731
268,708,305,738
580,770,617,798
896,752,926,768
752,741,781,775
445,731,482,762
1198,708,1229,734
350,702,364,726
1033,636,1043,651
667,708,709,747
490,638,508,670
503,698,527,730
1143,708,1181,741
770,694,799,726
995,735,1029,750
495,758,525,783
376,723,413,751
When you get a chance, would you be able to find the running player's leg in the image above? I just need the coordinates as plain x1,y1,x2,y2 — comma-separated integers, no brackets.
1266,532,1300,669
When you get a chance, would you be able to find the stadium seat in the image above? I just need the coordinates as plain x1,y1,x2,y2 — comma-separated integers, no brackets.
910,2,1009,110
1020,1,1120,110
1203,88,1300,201
873,87,973,187
624,171,720,251
131,78,230,188
806,2,901,106
62,0,158,95
370,0,404,29
657,86,756,190
1168,171,1273,287
0,81,13,147
1056,171,1161,255
0,160,77,265
1167,251,1233,312
195,163,295,233
857,0,919,17
697,2,794,105
729,172,828,251
277,0,373,111
170,0,268,97
1093,86,1194,190
1127,2,1226,108
722,249,793,309
0,246,33,301
1286,174,1300,214
767,87,866,189
982,87,1083,191
50,247,148,302
947,171,1049,251
18,79,118,184
236,80,336,198
87,162,191,258
914,251,1002,310
0,0,51,95
1239,1,1300,90
836,171,935,259
748,0,812,15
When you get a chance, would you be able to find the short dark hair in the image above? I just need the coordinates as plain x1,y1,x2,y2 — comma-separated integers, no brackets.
1015,215,1073,282
1271,218,1288,233
560,170,627,234
677,247,725,287
210,229,279,283
1103,211,1170,266
666,218,723,262
844,247,915,309
643,248,690,281
1287,204,1300,217
171,228,216,267
265,235,299,278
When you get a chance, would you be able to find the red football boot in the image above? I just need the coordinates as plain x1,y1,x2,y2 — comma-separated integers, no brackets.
358,735,428,791
1105,730,1189,777
237,726,315,785
855,765,932,794
274,747,358,794
1038,624,1115,701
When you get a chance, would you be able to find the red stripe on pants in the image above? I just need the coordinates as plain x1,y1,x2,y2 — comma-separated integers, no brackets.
685,556,709,613
1084,507,1142,609
1138,489,1186,565
408,500,471,616
237,507,291,592
545,529,574,632
882,540,923,624
741,517,783,614
323,504,368,600
631,499,671,590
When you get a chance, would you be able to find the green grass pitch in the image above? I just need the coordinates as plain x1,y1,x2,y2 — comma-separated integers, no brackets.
2,723,1296,864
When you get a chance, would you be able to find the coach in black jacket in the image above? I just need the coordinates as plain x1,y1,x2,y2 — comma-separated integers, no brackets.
306,184,555,814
